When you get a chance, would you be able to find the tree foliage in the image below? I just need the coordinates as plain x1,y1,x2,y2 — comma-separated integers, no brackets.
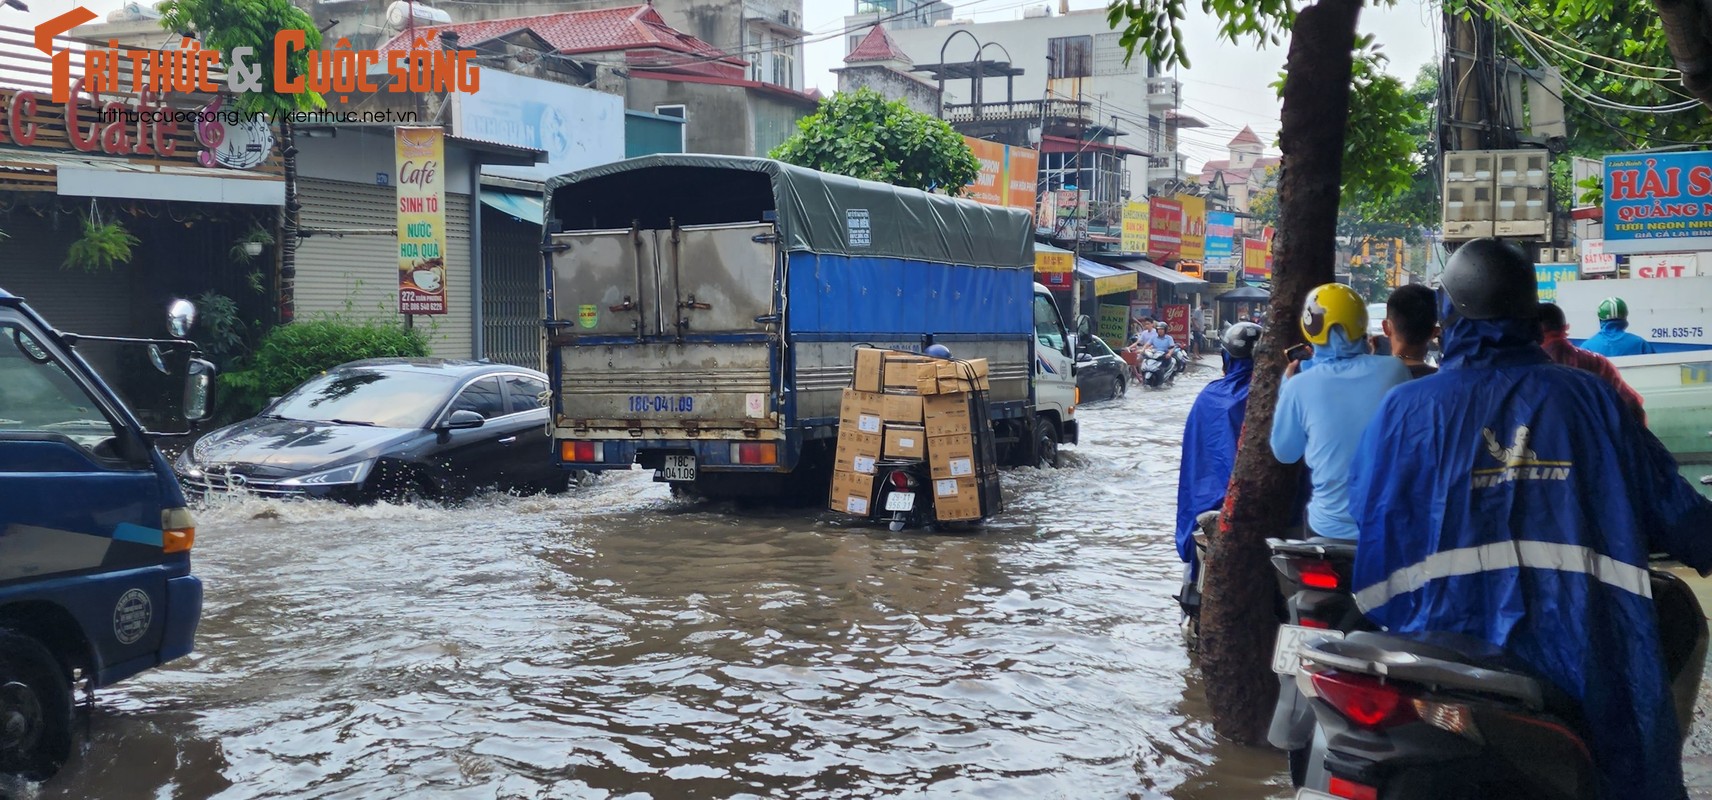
158,0,326,116
1452,0,1712,151
770,88,980,195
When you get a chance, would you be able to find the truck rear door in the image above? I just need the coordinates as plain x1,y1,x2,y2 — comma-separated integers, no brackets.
548,222,780,436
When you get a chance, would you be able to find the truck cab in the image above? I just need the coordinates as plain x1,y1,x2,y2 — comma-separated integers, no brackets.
0,289,212,780
1028,281,1078,465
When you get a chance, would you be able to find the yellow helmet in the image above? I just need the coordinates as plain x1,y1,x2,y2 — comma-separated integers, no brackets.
1301,283,1367,347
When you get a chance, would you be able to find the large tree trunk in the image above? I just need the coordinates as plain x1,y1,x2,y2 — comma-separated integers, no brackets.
279,119,300,324
1201,0,1363,744
1654,0,1712,109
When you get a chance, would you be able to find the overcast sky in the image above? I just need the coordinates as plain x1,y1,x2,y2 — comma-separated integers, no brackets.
801,0,1441,173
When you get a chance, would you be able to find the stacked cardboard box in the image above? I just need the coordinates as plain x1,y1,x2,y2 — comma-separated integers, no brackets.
830,348,1003,522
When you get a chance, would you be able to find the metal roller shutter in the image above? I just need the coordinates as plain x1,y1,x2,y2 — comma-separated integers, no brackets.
296,178,473,359
480,206,544,371
0,221,138,336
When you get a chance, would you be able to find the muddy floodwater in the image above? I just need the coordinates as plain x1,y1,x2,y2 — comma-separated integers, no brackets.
13,364,1712,799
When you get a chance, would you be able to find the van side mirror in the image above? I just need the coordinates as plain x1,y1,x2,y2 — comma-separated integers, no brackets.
1076,315,1093,337
442,409,485,431
168,299,197,338
184,358,216,422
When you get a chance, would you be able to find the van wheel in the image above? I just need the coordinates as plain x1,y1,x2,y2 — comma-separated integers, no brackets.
1034,418,1060,469
0,631,72,782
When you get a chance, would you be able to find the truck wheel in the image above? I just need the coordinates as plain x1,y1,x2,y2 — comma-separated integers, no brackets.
0,631,72,782
1034,418,1061,469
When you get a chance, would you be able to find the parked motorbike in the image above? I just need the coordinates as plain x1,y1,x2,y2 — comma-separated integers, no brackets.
873,461,935,532
1292,564,1709,800
1141,346,1180,388
1265,537,1369,788
1177,510,1221,650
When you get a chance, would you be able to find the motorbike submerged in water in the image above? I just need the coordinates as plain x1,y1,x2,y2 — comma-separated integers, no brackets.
1290,562,1709,800
1140,346,1183,389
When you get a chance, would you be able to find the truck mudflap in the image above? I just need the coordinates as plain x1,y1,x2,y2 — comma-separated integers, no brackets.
1063,419,1080,445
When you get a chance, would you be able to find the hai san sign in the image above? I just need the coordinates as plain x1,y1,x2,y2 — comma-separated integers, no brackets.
1603,151,1712,254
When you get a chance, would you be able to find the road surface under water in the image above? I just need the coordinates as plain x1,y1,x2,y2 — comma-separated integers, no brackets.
12,362,1712,799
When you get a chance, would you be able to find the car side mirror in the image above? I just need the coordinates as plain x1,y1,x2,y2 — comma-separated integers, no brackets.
442,409,485,431
1076,352,1095,364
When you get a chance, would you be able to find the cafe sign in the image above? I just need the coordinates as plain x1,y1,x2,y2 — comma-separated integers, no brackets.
396,127,448,316
0,81,275,171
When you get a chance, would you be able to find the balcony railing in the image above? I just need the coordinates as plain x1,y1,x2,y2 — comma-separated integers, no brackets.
942,98,1091,125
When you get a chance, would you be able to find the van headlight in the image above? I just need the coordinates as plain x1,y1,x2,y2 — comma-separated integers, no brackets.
278,460,374,487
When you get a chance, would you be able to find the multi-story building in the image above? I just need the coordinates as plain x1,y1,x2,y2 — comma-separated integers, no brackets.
841,0,954,56
1199,126,1281,216
885,5,1181,227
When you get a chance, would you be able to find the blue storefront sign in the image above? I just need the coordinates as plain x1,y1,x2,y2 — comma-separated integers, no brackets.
1206,211,1235,266
1535,262,1578,304
1603,150,1712,254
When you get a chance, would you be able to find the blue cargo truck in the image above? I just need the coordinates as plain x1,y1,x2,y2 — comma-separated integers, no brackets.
542,155,1079,500
0,290,211,780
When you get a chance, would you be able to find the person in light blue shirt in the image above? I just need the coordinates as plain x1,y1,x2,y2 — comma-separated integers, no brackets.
1147,321,1176,354
1269,284,1411,540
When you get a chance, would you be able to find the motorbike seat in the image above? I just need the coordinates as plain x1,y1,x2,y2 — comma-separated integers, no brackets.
1309,631,1582,721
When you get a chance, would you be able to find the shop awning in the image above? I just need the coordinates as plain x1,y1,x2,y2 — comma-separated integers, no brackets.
1036,243,1074,273
36,152,285,205
1129,260,1210,289
480,189,544,224
1076,258,1138,295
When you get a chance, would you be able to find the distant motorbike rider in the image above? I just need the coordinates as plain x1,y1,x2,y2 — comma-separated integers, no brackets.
1175,321,1262,583
1581,295,1657,357
1269,283,1411,540
1143,322,1186,380
1348,238,1712,800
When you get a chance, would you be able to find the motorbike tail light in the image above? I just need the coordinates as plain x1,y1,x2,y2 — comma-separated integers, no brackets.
1297,617,1331,630
560,441,603,463
730,443,777,465
889,470,912,490
1309,671,1419,730
1297,559,1343,590
1327,776,1379,800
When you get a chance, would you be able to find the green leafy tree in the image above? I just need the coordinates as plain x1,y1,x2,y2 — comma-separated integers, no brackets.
1108,0,1391,742
770,88,981,195
158,0,325,325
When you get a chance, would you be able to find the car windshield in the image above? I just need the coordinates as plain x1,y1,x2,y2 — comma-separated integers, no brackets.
269,367,457,428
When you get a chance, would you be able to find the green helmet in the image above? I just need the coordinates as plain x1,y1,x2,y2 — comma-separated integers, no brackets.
1597,297,1629,322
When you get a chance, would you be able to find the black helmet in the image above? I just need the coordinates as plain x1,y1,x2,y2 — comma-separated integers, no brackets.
1440,238,1538,321
1220,321,1262,359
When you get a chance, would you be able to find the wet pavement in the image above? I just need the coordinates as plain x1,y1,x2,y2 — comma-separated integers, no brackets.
11,359,1712,799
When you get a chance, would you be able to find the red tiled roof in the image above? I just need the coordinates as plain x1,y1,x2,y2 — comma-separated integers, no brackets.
845,24,909,65
377,5,743,70
1229,125,1264,147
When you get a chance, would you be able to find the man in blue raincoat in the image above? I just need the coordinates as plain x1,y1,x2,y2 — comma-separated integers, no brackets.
1349,238,1712,800
1175,321,1263,578
1581,295,1656,356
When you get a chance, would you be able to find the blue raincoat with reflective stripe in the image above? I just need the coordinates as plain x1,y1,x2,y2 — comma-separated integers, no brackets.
1175,356,1253,571
1349,311,1712,800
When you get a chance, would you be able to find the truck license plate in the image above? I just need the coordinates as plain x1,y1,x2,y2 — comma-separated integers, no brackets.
657,454,696,482
884,492,916,512
1271,624,1345,675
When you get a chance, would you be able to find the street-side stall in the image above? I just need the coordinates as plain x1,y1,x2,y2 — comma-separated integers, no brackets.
1074,258,1138,348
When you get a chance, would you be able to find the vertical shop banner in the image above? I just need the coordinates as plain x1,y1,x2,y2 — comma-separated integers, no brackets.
1178,195,1207,260
1149,197,1182,261
1164,303,1191,341
1121,200,1150,253
1206,211,1235,266
1243,238,1271,280
396,127,448,316
1099,304,1129,345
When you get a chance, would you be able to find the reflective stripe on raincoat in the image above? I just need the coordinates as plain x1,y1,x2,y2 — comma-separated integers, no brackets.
1349,313,1712,800
1174,356,1253,570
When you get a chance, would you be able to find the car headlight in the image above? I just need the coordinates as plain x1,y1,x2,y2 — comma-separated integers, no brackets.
278,459,374,487
173,448,199,476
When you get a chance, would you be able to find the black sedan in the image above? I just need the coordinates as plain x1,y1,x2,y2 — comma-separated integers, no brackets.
1076,335,1128,402
175,359,570,502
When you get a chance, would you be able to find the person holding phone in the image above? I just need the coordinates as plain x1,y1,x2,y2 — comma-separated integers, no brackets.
1269,283,1411,540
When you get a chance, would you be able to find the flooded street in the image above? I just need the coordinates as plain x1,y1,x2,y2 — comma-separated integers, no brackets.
14,363,1712,799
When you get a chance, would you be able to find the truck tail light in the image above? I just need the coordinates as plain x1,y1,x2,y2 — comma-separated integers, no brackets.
162,507,195,553
560,441,603,463
730,443,777,465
